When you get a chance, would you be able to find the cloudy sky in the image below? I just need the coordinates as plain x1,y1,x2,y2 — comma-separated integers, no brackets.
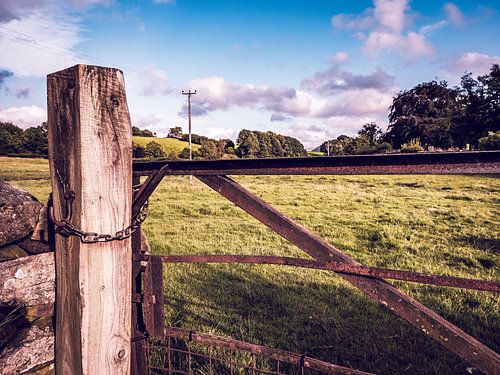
0,0,499,149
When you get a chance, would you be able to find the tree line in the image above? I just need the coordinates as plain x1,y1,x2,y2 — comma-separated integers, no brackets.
1,64,498,159
132,129,306,160
321,64,500,155
0,122,48,156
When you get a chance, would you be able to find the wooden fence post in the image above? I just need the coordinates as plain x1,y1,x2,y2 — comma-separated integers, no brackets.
47,64,133,375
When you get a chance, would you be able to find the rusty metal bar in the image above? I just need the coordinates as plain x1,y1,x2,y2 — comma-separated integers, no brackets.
197,175,500,374
142,254,500,292
132,165,169,217
164,327,374,375
133,151,500,176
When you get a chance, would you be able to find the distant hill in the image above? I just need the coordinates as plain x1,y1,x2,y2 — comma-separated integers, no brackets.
133,136,201,154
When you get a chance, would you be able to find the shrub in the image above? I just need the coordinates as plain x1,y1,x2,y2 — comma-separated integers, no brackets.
376,142,393,153
179,147,190,159
400,139,424,153
132,142,146,158
478,131,500,150
144,141,165,158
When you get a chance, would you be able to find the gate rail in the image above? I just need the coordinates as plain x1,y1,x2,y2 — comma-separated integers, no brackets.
144,327,373,375
131,151,500,375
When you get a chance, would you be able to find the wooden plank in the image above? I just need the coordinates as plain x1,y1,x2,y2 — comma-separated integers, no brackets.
143,255,165,338
198,175,500,374
48,64,132,375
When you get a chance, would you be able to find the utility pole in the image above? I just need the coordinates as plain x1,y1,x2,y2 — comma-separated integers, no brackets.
182,90,197,161
327,140,330,157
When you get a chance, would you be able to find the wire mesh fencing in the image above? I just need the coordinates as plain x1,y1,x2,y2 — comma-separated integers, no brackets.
143,328,372,375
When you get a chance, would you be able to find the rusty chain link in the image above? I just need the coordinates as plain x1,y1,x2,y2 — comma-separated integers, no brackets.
49,190,148,244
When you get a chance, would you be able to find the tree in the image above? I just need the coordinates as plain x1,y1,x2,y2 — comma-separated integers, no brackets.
178,147,190,159
386,80,460,148
180,133,209,145
478,131,500,150
144,141,165,158
22,123,48,155
132,126,155,137
132,142,146,158
132,126,142,136
199,139,225,160
236,129,306,158
222,139,235,152
0,122,23,154
236,130,260,158
168,127,183,138
423,118,454,148
320,135,353,155
358,122,382,144
478,64,500,135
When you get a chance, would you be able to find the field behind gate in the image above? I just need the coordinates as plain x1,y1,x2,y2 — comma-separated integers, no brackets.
1,156,499,374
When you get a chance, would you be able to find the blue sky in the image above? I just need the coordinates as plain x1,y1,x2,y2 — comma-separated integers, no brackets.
0,0,499,148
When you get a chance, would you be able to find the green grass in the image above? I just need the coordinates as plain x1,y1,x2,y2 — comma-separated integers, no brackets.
2,156,499,374
308,151,325,156
133,136,200,154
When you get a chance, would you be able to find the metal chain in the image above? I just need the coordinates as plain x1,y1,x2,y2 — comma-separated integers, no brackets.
49,192,149,244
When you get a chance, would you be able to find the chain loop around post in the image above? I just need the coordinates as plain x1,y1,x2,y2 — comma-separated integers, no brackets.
49,191,148,243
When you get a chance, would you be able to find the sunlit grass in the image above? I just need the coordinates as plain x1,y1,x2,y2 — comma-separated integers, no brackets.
133,136,201,154
2,156,499,374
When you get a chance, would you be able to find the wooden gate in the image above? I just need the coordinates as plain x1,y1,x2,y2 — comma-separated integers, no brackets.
46,64,500,375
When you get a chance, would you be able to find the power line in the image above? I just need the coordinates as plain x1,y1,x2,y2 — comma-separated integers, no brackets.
0,26,179,91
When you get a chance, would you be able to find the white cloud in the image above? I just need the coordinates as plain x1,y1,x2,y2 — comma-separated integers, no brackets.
419,20,448,35
181,76,311,117
152,0,175,4
444,3,465,27
331,9,375,30
328,51,349,64
287,114,388,150
288,123,327,149
448,52,500,76
133,65,173,96
332,0,434,61
270,113,292,122
130,113,163,129
302,65,395,95
70,0,111,8
181,73,395,130
0,105,46,128
205,127,238,140
0,0,45,22
312,88,395,118
0,9,83,77
373,0,409,33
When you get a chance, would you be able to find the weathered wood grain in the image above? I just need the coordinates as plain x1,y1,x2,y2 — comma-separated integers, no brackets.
47,64,132,375
143,255,164,339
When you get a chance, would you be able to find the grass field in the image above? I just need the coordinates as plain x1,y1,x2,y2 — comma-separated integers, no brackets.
1,156,499,374
133,136,200,154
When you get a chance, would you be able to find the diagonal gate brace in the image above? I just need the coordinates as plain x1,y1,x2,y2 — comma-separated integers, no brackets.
197,175,499,374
